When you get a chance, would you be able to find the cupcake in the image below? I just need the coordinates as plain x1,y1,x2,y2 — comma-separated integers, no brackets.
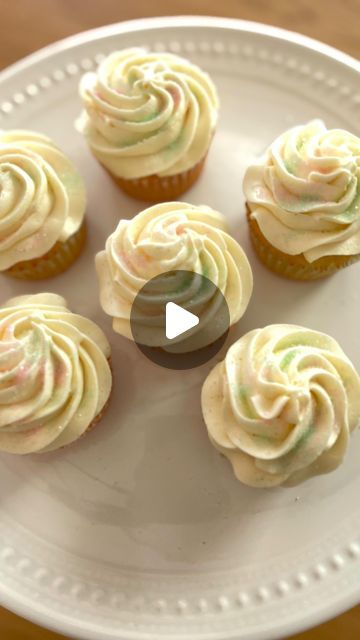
77,48,218,202
96,202,253,349
243,120,360,280
0,293,112,454
202,325,360,487
0,130,86,280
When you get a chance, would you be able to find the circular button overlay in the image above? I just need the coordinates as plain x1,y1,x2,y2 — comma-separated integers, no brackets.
130,270,230,370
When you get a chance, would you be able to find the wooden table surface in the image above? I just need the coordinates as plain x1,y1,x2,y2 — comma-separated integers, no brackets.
0,1,359,638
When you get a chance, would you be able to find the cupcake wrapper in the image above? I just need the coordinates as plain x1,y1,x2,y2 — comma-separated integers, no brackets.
106,155,207,203
246,207,360,280
5,222,86,281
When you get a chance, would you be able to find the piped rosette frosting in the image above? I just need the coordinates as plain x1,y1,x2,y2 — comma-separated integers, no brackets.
77,48,219,178
243,120,360,262
0,294,112,454
202,325,360,487
0,130,86,270
96,202,253,348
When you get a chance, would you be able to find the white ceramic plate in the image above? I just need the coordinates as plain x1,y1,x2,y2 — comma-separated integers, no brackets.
0,16,360,640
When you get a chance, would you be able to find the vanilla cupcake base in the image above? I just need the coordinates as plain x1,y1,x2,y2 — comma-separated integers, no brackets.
246,207,360,280
5,222,86,281
106,155,207,203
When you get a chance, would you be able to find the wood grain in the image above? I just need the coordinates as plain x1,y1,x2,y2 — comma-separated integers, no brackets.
1,0,360,67
0,1,359,639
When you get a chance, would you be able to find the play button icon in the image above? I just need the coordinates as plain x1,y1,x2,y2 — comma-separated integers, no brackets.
165,303,199,340
130,270,231,370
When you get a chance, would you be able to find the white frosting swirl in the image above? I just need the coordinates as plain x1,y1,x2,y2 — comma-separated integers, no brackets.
243,120,360,262
0,293,112,454
96,202,253,345
0,130,86,270
202,325,360,487
77,48,218,178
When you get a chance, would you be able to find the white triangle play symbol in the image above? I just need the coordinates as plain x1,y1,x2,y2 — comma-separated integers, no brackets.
165,302,199,340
